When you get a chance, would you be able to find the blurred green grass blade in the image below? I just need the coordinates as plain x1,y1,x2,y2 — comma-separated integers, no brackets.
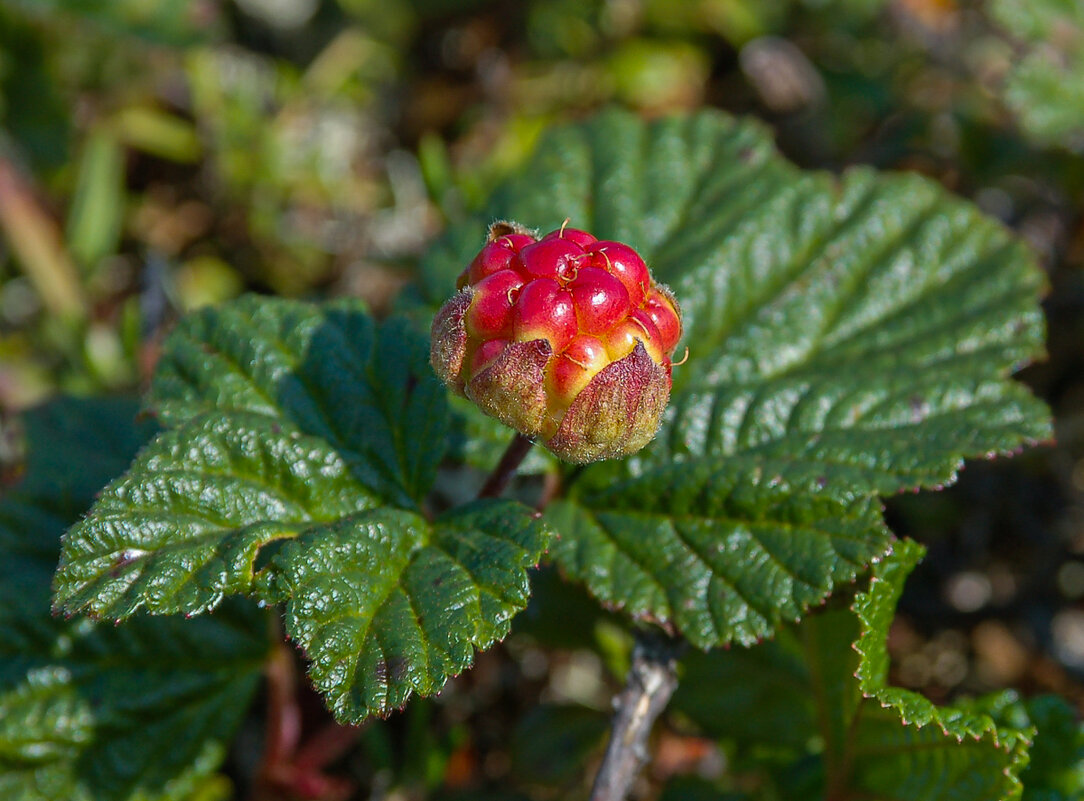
114,106,201,164
66,127,124,270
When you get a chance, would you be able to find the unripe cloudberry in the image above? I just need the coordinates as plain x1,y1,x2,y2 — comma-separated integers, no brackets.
431,220,683,464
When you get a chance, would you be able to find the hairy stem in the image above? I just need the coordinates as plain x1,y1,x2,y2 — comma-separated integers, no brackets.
478,432,534,498
589,630,683,801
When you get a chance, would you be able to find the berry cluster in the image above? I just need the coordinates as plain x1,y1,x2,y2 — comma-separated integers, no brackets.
431,221,682,464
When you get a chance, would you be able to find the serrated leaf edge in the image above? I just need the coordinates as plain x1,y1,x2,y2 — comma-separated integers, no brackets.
852,539,1034,797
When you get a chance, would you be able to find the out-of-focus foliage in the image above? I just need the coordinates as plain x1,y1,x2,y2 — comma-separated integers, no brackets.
990,0,1084,150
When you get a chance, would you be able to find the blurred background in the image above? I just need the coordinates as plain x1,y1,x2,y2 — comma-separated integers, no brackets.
1,0,1083,797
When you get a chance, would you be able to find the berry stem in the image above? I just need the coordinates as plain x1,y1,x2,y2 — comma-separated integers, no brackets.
478,432,535,498
588,630,684,801
251,626,302,799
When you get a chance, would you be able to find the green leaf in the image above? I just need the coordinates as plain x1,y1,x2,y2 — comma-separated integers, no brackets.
849,540,1031,799
546,458,890,647
149,296,447,509
53,411,377,618
424,109,1049,497
1020,696,1084,800
990,0,1084,150
269,501,551,723
1,398,267,801
55,297,450,619
672,622,815,753
956,692,1084,801
674,540,1032,801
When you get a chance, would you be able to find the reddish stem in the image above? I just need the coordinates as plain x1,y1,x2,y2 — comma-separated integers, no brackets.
293,721,363,772
262,640,303,774
478,433,534,498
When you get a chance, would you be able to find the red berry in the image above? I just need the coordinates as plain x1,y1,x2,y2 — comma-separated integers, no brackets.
516,238,584,281
513,277,577,352
431,220,682,464
502,233,535,251
469,338,508,378
465,270,524,339
548,334,608,405
467,234,534,285
643,288,682,354
543,226,597,249
587,241,650,306
568,267,632,335
604,308,664,364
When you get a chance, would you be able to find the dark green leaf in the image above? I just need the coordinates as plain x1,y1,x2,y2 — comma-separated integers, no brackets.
672,625,815,752
270,500,551,722
547,457,890,647
948,691,1084,801
148,297,447,509
1018,695,1084,800
1020,695,1084,800
55,298,450,619
53,411,376,618
1,398,267,801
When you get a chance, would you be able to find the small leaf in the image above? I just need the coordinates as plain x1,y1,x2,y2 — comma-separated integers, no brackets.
55,298,450,619
947,692,1084,801
1017,695,1084,800
547,457,891,647
1,398,267,801
270,500,550,722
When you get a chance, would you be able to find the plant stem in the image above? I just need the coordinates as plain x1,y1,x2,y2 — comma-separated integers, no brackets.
478,432,534,498
589,630,683,801
252,638,302,797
